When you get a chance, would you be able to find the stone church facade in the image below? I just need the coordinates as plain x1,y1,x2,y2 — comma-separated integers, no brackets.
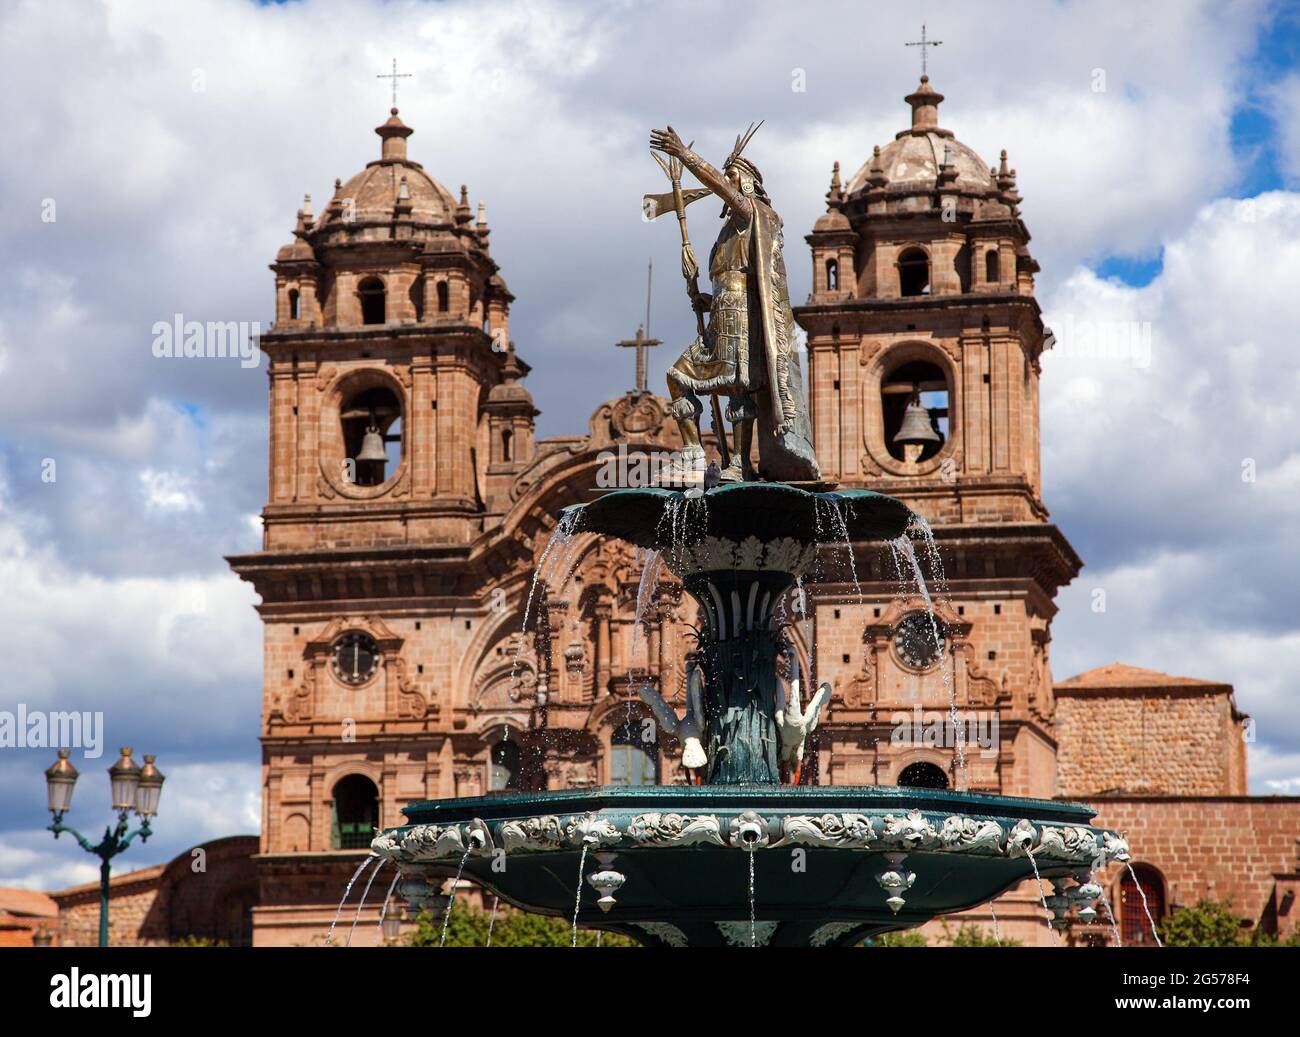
208,81,1300,948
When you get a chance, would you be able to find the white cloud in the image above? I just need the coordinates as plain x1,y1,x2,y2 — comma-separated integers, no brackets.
1043,192,1300,791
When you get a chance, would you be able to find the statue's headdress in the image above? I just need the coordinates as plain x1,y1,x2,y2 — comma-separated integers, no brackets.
724,121,765,186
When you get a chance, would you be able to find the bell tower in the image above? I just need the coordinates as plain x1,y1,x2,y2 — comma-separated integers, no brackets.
794,78,1080,800
229,107,536,945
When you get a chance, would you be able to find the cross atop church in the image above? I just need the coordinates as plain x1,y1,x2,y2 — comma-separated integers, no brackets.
616,326,661,394
905,24,942,77
377,58,413,108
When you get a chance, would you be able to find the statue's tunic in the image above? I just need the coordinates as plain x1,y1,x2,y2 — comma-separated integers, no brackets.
670,212,761,394
668,199,821,482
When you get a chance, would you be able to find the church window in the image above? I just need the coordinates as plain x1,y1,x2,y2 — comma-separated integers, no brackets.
898,247,930,296
825,257,839,292
331,775,379,849
501,428,513,462
489,740,521,791
341,385,402,486
897,761,949,789
437,281,450,313
609,720,658,786
985,248,1000,284
288,288,300,320
358,276,386,324
1120,864,1166,945
882,359,948,463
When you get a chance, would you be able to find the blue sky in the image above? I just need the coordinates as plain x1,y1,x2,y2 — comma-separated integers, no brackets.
1,0,1299,889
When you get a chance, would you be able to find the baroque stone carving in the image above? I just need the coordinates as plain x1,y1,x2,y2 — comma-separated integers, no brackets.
810,921,861,947
626,812,726,848
772,813,875,849
499,815,567,853
634,922,688,948
880,809,938,850
937,816,1004,855
716,920,778,947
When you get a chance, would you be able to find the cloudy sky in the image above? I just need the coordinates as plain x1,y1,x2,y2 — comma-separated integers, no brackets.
1,0,1297,888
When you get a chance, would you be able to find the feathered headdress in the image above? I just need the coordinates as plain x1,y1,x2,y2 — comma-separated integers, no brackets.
724,120,765,181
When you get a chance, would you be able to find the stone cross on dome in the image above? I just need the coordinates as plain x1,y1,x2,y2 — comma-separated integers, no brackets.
905,23,942,77
376,57,413,108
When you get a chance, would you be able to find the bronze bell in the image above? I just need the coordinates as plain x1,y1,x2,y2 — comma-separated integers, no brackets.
893,396,941,446
357,424,388,463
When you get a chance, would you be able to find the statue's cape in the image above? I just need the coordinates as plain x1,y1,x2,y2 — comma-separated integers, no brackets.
749,200,821,482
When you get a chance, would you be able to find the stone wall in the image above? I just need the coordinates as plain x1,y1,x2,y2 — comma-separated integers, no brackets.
1056,687,1246,797
1092,796,1300,939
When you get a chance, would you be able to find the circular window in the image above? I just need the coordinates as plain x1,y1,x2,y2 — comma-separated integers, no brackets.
894,612,945,670
332,632,379,686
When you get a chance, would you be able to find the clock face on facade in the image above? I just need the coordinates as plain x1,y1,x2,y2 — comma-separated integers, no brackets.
331,632,379,686
894,612,945,670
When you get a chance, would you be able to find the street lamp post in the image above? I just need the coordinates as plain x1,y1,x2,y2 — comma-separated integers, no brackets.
45,746,165,947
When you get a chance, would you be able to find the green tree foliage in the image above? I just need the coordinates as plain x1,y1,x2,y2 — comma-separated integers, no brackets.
940,920,1021,947
404,905,637,947
861,929,928,946
1159,898,1251,947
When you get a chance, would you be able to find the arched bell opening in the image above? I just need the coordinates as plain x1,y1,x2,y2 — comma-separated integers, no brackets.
881,359,949,463
341,385,403,486
358,276,386,325
898,247,930,297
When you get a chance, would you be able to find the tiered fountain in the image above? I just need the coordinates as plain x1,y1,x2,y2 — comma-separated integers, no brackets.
372,482,1128,946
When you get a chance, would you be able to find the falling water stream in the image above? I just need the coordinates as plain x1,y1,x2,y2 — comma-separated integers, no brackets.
346,857,385,946
486,895,499,947
1098,882,1123,946
508,510,582,693
571,844,589,947
327,855,378,945
376,870,401,942
1125,862,1164,946
1023,852,1061,942
439,849,472,948
748,851,757,948
989,902,1001,945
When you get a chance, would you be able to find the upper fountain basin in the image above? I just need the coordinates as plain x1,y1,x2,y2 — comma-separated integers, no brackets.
564,483,913,553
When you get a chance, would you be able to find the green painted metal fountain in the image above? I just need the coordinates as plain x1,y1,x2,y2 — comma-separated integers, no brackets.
372,483,1127,946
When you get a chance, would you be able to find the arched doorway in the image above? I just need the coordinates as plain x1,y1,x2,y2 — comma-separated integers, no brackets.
331,774,379,850
1120,863,1166,945
897,760,949,789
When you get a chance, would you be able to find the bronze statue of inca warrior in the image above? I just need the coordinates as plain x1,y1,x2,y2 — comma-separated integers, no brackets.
648,123,820,484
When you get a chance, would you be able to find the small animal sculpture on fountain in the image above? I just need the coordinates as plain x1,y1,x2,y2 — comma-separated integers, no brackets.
636,658,708,781
647,123,820,485
775,651,831,784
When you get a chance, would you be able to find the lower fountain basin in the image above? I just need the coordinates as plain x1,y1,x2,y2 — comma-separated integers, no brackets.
373,786,1126,947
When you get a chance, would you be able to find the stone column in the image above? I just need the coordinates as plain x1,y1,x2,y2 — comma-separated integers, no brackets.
594,602,612,697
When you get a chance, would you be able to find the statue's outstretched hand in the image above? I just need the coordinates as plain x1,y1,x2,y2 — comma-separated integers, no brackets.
650,126,688,159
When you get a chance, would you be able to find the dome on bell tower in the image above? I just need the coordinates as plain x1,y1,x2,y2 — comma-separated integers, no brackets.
844,77,1006,207
310,108,462,248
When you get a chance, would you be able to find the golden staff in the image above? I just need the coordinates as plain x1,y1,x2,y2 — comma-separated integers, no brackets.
648,148,732,471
